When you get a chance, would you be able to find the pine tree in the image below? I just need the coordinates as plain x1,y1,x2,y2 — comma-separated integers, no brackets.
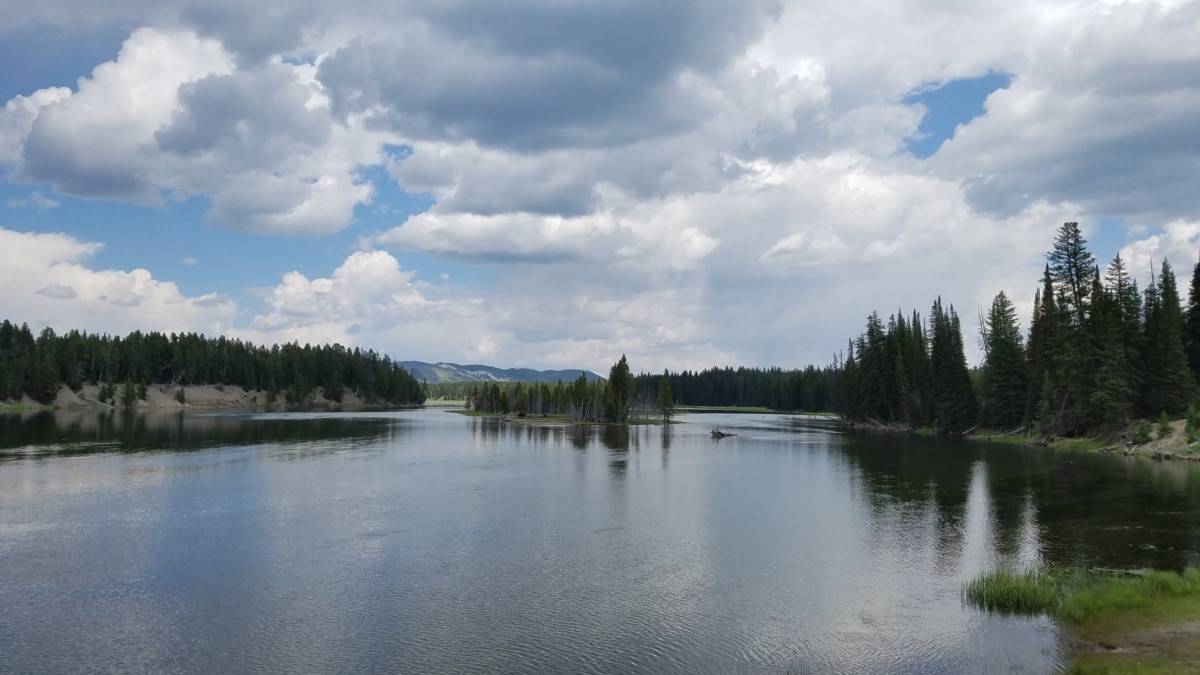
859,312,890,422
981,291,1027,428
1024,267,1061,427
1105,252,1143,407
1143,261,1195,414
908,310,932,425
1185,256,1200,380
1048,222,1096,326
656,371,674,422
929,298,978,433
1044,224,1098,435
1088,272,1133,428
606,355,633,422
1035,374,1057,432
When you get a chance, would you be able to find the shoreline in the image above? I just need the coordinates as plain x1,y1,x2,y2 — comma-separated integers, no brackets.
844,417,1200,462
966,567,1200,673
0,383,421,413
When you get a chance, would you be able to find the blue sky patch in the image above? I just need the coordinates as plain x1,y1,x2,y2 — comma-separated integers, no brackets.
904,72,1011,159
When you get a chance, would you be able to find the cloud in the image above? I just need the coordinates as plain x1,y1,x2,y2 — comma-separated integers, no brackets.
36,283,76,299
0,27,383,235
15,28,232,203
931,1,1200,222
318,1,783,151
7,191,61,209
0,227,235,335
252,250,434,332
2,1,1199,372
1120,220,1200,283
0,87,72,167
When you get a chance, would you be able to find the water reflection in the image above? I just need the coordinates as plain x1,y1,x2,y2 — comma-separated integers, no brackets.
0,409,402,459
836,426,1200,570
4,409,1200,673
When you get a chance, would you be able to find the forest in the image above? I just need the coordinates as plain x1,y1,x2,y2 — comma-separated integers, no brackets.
837,222,1200,437
452,365,838,414
467,355,675,423
6,221,1189,435
0,323,426,406
632,366,838,412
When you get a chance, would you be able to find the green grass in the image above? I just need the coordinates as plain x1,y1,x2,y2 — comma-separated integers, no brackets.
970,429,1039,447
960,429,1108,452
1060,569,1200,624
964,567,1200,622
966,567,1200,673
962,569,1069,615
1049,436,1110,453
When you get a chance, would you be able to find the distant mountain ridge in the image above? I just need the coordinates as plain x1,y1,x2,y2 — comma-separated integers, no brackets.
399,361,604,384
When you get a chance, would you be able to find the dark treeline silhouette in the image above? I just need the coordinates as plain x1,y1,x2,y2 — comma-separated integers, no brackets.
633,366,838,411
0,321,426,405
839,222,1200,436
468,355,672,423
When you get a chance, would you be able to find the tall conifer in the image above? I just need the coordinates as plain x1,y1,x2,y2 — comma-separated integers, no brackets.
1143,261,1194,414
929,298,978,433
1184,256,1200,380
982,291,1026,428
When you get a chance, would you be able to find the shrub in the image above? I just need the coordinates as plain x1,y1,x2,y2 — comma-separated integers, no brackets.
1132,420,1152,445
1157,411,1172,440
175,387,186,404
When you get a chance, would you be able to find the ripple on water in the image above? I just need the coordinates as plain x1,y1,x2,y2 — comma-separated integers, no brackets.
0,409,1134,673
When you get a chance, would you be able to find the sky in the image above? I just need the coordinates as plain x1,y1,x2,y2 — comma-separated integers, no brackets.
0,0,1198,374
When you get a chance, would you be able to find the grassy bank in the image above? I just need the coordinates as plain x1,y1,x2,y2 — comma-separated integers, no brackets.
423,399,467,407
964,567,1200,672
973,430,1110,453
882,424,1114,454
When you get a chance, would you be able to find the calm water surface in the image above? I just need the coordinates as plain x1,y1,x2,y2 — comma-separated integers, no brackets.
3,408,1200,673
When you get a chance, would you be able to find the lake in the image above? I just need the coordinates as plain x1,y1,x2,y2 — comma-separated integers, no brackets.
2,408,1199,673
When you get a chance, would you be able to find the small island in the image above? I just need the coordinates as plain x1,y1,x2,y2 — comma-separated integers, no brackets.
455,355,677,425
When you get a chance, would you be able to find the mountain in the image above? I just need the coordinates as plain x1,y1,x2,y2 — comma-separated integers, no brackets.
398,361,604,384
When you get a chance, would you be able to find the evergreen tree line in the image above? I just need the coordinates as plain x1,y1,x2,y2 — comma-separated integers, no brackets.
0,321,426,405
468,355,668,422
837,300,977,433
632,366,838,411
838,222,1200,436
